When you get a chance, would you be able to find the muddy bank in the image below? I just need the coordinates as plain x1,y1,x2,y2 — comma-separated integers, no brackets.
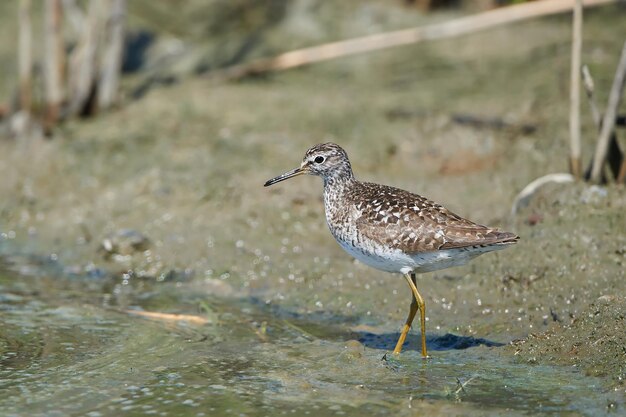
511,295,626,387
505,182,626,386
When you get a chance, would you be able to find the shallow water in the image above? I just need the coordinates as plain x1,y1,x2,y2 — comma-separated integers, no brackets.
0,255,616,417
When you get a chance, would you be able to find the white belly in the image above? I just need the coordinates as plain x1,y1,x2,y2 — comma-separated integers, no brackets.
334,235,505,275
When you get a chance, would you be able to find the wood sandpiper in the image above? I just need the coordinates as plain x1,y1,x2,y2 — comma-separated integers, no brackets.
264,143,518,357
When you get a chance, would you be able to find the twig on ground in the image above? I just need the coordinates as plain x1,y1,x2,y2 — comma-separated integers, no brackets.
455,376,476,394
511,173,575,216
124,309,210,325
451,113,536,135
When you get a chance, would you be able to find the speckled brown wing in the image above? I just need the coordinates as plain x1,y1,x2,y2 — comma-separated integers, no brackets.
351,182,518,254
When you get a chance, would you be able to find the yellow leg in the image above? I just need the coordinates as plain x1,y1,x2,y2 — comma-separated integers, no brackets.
392,280,418,354
393,273,428,357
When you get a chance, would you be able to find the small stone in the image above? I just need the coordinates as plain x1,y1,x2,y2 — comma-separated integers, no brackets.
99,229,151,259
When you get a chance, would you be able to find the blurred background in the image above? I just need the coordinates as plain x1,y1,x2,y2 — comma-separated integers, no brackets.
0,1,625,416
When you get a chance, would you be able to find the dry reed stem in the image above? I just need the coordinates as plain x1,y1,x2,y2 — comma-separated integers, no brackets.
98,0,126,110
18,0,32,113
43,0,64,127
214,0,616,81
590,40,626,183
569,0,583,178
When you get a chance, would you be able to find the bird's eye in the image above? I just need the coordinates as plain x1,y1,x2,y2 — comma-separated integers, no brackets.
314,156,325,164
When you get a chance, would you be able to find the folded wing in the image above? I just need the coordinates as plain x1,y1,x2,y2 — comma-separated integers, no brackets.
353,183,519,253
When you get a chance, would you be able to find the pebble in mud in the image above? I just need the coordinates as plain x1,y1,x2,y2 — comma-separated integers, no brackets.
99,229,151,259
339,340,365,360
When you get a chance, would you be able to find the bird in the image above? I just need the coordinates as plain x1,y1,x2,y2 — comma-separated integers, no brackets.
264,143,518,357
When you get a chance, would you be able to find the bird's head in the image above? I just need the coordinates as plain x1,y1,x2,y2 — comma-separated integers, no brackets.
264,143,353,187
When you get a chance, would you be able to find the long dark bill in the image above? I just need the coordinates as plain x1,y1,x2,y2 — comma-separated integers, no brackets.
264,167,305,187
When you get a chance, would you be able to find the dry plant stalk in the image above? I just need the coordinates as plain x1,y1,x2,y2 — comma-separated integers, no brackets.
619,159,626,183
43,0,64,126
216,0,616,81
590,40,626,183
67,0,103,117
569,0,583,179
12,0,127,130
98,0,126,110
581,65,601,126
62,0,85,35
581,65,624,181
18,0,32,113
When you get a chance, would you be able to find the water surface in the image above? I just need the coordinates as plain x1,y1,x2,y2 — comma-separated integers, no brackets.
0,255,613,417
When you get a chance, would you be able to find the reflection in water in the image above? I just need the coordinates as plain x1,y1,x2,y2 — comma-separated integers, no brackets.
0,257,613,417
